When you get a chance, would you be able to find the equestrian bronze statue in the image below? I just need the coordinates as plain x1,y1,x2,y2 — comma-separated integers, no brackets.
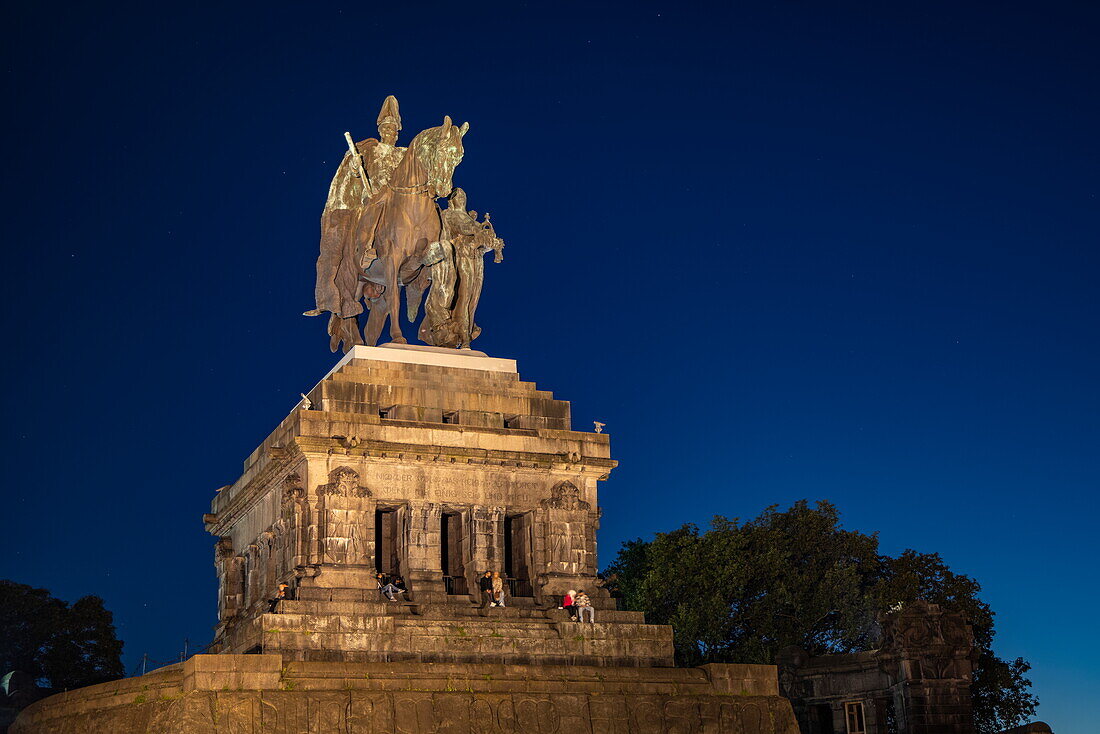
308,96,505,352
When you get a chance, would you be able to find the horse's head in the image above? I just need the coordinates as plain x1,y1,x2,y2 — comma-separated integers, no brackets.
412,116,468,199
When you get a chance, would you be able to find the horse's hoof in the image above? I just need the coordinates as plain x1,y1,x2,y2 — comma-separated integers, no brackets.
390,337,408,344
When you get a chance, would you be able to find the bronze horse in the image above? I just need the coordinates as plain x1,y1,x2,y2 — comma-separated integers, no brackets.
312,116,467,351
352,116,468,346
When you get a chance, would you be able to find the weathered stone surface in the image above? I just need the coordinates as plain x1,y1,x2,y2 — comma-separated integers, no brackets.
778,601,977,733
204,348,641,665
13,350,801,732
182,654,282,692
13,659,799,734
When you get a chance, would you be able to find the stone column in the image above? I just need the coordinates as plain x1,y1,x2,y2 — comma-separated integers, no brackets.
276,472,312,580
405,501,445,602
469,505,504,582
214,538,238,624
536,481,598,605
305,466,378,590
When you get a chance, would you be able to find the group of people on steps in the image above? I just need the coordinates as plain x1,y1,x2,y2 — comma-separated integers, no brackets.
477,570,507,607
268,572,596,621
560,589,595,622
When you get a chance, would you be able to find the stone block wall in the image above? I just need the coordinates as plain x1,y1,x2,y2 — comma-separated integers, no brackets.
203,347,663,668
12,657,801,734
778,601,977,733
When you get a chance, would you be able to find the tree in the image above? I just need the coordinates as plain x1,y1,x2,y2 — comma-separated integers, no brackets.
603,500,1038,732
0,580,124,693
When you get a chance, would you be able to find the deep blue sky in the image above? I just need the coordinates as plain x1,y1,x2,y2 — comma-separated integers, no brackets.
3,2,1095,730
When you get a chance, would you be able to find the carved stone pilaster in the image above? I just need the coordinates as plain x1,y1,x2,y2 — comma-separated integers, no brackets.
877,601,976,734
314,467,373,566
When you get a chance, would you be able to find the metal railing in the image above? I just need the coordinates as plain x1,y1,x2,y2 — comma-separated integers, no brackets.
444,575,468,595
506,577,533,598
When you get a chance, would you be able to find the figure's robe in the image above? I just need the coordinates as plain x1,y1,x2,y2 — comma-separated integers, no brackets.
314,139,405,318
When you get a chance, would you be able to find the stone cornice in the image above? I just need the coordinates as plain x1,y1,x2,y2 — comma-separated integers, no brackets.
207,444,304,536
308,411,610,444
206,432,616,537
294,435,617,472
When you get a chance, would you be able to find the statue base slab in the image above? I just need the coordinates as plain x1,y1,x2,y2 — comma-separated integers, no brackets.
12,655,800,733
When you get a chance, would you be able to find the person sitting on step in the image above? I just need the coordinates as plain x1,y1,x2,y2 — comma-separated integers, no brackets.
561,589,577,620
479,571,494,608
376,571,402,602
574,590,594,623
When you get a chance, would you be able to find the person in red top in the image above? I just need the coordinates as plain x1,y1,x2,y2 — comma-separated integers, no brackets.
561,589,577,621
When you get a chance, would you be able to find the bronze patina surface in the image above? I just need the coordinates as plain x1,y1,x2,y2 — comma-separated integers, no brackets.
310,97,503,352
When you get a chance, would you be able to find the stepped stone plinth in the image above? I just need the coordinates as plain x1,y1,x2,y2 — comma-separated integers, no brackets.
12,346,799,733
12,656,799,733
204,344,663,666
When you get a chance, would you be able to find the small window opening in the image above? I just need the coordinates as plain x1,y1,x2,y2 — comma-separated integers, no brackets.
442,411,457,424
844,702,866,734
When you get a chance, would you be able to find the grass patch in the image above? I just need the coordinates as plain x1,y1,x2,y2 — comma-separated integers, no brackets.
278,664,296,691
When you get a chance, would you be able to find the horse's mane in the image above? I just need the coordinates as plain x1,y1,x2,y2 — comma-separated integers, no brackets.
389,123,462,193
410,125,446,172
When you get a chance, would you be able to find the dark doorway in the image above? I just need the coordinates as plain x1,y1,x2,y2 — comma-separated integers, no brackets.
812,704,834,734
375,508,400,575
441,512,467,594
504,514,532,597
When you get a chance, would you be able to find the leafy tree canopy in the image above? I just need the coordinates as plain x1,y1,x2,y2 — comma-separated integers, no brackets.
0,580,124,693
602,500,1038,733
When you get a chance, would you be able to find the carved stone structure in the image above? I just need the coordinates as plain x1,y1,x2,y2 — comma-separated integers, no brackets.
12,657,798,734
12,345,801,733
200,344,671,665
777,601,977,734
10,98,803,732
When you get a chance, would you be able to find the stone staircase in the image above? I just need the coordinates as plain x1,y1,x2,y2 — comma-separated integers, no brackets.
231,590,673,667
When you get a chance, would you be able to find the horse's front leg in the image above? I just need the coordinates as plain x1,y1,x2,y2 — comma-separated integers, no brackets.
386,260,406,344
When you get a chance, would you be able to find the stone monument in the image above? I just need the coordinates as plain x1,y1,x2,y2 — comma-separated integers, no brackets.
11,99,800,734
778,601,979,733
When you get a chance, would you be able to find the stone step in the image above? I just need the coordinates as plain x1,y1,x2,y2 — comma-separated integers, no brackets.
295,587,416,603
545,608,648,624
331,368,546,396
263,613,561,639
415,606,554,621
278,598,646,624
253,613,676,667
276,600,419,616
393,619,560,637
279,661,711,693
336,362,523,384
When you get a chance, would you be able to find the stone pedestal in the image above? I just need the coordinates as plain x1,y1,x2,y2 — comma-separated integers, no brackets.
12,345,803,732
204,345,638,664
12,656,801,734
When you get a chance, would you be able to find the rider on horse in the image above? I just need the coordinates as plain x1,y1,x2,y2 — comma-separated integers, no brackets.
311,95,407,352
